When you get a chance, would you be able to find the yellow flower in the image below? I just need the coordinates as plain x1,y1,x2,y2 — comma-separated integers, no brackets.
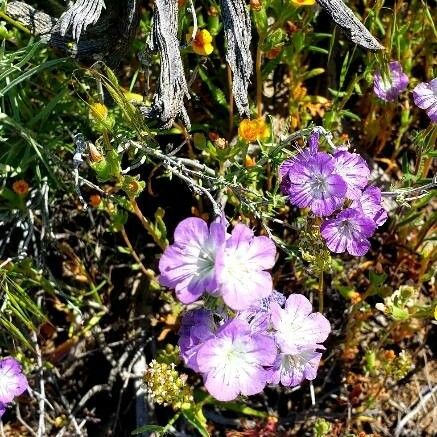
188,29,214,56
238,118,270,142
291,0,316,6
89,102,108,121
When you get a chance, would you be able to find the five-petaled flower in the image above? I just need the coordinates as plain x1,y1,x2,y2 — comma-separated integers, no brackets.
320,208,376,256
216,224,277,310
197,318,277,401
158,217,226,304
281,151,347,217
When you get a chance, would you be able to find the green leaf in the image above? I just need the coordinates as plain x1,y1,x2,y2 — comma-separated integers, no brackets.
219,401,268,419
182,407,209,437
0,58,68,96
198,68,227,109
91,149,121,182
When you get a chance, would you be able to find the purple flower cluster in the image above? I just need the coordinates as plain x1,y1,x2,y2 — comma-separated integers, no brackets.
178,293,330,401
159,218,332,401
373,61,437,123
0,357,28,417
280,130,387,256
159,217,276,310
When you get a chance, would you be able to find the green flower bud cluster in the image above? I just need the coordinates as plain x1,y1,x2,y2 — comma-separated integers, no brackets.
387,351,414,381
144,360,193,410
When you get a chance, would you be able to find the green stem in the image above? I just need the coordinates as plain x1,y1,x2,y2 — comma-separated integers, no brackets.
319,271,324,313
131,199,167,251
0,10,31,35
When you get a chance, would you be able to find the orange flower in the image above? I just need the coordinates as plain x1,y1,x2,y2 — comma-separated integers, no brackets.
12,180,29,196
244,155,256,167
238,118,270,142
188,29,214,56
291,0,316,6
89,194,102,207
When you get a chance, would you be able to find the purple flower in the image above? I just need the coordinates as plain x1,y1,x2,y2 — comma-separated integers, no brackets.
320,208,376,256
351,186,387,227
215,224,276,310
0,357,28,410
197,318,277,401
0,402,5,418
270,294,330,354
282,152,347,217
269,348,324,387
333,150,370,200
159,217,226,304
269,294,330,387
178,309,215,372
373,61,409,102
413,78,437,123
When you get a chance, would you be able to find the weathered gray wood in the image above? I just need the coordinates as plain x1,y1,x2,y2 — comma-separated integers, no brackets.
58,0,106,41
316,0,383,50
141,0,191,129
6,0,140,65
219,0,252,117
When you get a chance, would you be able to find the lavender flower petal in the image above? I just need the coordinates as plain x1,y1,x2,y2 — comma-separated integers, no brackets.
351,186,387,227
215,224,276,310
178,309,216,372
413,78,437,123
333,150,370,200
0,357,28,405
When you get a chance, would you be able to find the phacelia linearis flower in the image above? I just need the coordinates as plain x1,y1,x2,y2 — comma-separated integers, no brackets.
281,151,347,217
320,208,376,256
196,318,277,401
158,217,226,304
215,224,277,310
0,357,28,417
373,61,409,102
412,77,437,123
